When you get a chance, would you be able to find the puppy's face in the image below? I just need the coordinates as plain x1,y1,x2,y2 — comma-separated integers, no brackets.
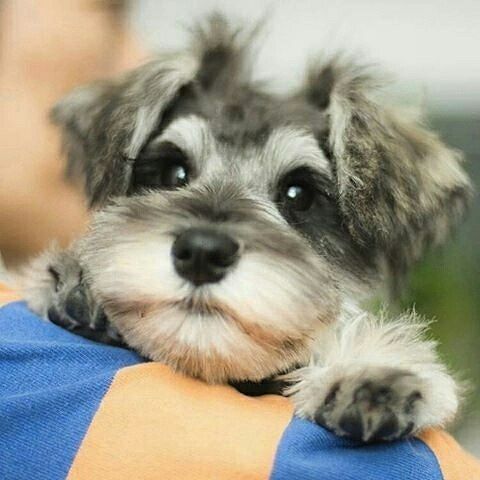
81,109,351,383
52,16,471,383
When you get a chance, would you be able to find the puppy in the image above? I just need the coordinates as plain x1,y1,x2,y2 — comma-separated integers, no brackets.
21,14,472,442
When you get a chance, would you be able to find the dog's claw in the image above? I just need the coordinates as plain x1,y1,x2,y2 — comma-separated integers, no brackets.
64,285,90,323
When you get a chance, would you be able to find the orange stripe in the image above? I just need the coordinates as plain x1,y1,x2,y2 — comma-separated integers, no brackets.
67,363,293,480
0,282,21,306
420,429,480,480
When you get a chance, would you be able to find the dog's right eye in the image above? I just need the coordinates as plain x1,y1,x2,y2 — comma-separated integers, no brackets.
131,142,191,192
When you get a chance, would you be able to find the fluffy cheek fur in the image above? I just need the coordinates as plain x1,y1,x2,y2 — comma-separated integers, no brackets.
80,214,339,383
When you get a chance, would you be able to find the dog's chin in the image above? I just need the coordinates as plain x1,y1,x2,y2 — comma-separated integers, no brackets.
106,297,313,384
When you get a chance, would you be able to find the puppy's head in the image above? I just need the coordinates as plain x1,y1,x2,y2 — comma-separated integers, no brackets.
52,15,472,382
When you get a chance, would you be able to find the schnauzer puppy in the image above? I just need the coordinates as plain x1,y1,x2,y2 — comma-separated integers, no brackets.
21,15,472,442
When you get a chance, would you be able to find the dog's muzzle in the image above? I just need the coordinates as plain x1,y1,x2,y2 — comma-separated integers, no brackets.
171,228,240,286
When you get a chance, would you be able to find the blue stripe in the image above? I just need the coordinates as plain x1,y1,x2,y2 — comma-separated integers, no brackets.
270,417,443,480
0,302,143,480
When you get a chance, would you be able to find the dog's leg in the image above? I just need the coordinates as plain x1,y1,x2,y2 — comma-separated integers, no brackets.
289,311,459,441
21,247,123,346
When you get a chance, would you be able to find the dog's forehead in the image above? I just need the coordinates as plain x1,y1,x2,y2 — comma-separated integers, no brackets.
158,113,332,185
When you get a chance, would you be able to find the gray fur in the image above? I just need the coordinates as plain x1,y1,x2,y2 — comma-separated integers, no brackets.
23,13,471,442
301,56,472,283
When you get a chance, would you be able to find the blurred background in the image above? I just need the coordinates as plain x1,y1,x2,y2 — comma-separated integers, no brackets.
0,0,478,453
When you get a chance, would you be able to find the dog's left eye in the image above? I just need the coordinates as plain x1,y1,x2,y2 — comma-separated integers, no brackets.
278,169,319,212
131,142,191,192
283,183,315,211
160,162,189,188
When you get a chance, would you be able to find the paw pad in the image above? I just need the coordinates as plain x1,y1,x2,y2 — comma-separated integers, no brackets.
314,369,424,442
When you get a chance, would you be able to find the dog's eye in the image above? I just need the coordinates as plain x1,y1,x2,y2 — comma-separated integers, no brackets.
161,162,189,188
278,168,320,212
132,142,191,192
283,183,315,211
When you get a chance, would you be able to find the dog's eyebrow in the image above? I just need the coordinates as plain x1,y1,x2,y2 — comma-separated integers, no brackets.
155,115,215,165
261,127,333,180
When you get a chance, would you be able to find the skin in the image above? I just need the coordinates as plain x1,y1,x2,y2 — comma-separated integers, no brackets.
0,0,145,266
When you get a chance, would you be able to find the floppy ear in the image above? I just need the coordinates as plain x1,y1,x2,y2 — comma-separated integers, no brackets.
301,56,473,279
51,54,199,206
51,13,254,206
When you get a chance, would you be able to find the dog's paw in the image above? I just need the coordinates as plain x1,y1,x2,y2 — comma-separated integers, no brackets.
286,367,432,442
303,367,426,442
43,256,124,347
49,282,123,346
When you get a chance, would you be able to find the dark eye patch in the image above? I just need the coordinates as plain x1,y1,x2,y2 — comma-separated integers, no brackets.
130,141,191,194
276,167,368,266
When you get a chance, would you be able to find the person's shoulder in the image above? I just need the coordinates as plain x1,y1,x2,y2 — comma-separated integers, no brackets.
0,290,142,366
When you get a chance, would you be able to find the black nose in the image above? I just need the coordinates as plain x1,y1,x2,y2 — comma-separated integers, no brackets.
172,228,240,286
